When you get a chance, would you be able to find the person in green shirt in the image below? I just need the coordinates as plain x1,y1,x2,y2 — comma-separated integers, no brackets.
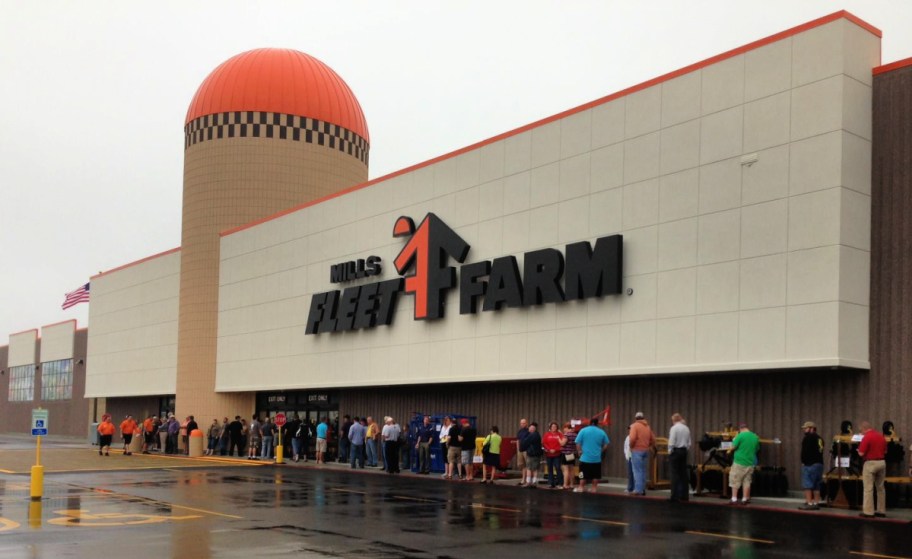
727,422,760,505
481,426,502,484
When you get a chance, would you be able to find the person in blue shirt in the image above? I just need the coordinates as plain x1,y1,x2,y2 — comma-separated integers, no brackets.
316,418,329,464
574,418,610,493
414,416,438,474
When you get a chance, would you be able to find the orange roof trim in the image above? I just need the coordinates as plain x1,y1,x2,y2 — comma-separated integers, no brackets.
186,48,369,142
91,247,181,280
873,56,912,75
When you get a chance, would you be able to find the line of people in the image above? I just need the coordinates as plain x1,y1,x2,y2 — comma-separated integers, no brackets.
98,408,907,521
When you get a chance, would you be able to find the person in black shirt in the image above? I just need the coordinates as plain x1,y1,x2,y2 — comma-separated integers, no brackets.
227,416,243,456
458,420,478,481
286,415,302,462
447,420,462,479
339,415,352,462
515,419,530,484
799,421,824,510
520,422,544,488
184,416,199,456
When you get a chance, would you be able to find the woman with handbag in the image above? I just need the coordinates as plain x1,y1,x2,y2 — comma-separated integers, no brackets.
481,426,502,484
560,422,578,490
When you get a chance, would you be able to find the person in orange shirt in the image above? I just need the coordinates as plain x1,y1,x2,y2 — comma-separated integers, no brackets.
142,415,156,454
120,415,138,456
628,411,656,496
97,415,115,456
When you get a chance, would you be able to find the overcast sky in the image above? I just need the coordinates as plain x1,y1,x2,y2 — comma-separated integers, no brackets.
2,1,911,338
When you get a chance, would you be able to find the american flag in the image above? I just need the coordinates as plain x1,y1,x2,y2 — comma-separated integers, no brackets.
62,283,90,310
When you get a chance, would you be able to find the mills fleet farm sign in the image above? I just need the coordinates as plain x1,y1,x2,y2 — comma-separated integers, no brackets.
305,213,623,335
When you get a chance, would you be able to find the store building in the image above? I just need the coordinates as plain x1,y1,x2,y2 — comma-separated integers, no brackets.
0,321,92,438
4,11,911,485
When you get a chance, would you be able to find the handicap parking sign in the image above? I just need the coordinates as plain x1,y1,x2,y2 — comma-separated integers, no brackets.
31,409,49,436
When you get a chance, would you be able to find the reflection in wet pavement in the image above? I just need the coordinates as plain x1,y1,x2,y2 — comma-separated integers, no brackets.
0,469,910,558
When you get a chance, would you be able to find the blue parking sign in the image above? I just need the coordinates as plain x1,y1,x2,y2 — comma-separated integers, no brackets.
31,409,49,436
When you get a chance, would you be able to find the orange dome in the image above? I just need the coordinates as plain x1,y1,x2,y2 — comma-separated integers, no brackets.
185,48,369,142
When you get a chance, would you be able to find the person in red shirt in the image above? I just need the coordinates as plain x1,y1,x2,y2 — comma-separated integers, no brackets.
97,416,115,456
857,421,887,518
120,415,137,456
542,422,567,489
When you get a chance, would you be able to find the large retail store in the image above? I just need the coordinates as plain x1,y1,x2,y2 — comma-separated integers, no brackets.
2,11,911,484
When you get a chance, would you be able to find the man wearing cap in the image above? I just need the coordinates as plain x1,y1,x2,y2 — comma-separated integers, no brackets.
728,423,760,505
381,417,402,474
628,411,655,496
857,421,888,518
799,421,824,510
667,413,691,502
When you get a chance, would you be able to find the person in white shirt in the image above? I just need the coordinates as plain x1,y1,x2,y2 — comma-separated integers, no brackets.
667,413,692,502
439,417,453,479
623,426,634,493
381,417,402,474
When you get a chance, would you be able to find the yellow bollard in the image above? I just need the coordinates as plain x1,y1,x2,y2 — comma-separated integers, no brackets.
275,430,284,464
30,466,44,501
30,435,43,501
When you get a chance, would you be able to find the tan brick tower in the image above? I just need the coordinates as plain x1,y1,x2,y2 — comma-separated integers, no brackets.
176,49,369,421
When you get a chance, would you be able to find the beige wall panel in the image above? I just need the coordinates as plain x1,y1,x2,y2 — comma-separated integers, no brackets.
40,321,75,362
8,330,37,367
216,21,879,393
86,250,180,398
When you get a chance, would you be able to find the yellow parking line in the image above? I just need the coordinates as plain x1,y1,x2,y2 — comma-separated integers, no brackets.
90,490,243,520
686,530,774,545
469,503,520,513
392,495,440,503
850,551,912,559
0,469,15,474
198,456,266,465
107,451,264,466
561,514,628,526
160,503,242,520
40,464,248,474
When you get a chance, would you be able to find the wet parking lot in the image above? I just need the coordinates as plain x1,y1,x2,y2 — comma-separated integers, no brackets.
1,460,910,559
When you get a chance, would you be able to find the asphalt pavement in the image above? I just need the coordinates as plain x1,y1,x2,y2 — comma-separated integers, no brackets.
0,435,910,558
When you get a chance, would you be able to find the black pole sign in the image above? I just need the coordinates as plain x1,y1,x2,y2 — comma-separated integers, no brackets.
305,212,622,335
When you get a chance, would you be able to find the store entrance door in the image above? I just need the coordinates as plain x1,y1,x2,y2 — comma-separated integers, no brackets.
256,391,339,460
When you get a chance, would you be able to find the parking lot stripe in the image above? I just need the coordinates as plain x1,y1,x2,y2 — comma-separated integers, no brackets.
77,488,244,520
330,488,367,495
391,495,441,503
686,530,775,544
468,503,520,513
561,514,628,526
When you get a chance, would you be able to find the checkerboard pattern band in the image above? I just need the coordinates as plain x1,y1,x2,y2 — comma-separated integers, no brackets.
185,112,369,164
